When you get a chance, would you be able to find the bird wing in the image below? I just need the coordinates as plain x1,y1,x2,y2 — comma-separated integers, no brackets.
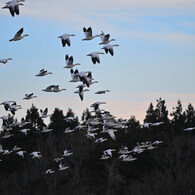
69,56,73,64
87,27,92,37
79,86,84,101
9,6,15,17
44,108,48,115
15,5,19,15
14,28,23,38
96,56,100,63
92,57,96,64
109,48,114,56
108,130,116,140
104,34,110,42
66,38,71,46
61,39,66,47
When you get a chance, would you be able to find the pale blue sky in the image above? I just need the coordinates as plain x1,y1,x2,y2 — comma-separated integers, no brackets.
0,0,195,123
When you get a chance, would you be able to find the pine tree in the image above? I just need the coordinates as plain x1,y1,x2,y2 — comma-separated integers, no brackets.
155,98,169,123
81,108,91,122
144,103,156,123
185,103,195,127
25,104,44,129
171,100,186,127
49,108,65,132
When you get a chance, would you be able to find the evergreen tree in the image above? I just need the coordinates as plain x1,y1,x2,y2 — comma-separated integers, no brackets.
127,115,140,129
144,103,156,123
65,108,75,118
81,108,91,122
25,104,44,129
185,103,195,127
155,98,169,122
171,100,186,127
49,108,65,132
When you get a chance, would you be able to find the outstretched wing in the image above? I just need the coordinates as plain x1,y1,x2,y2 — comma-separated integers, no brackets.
14,28,23,38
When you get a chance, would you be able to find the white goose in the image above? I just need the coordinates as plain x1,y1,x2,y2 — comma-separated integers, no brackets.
103,149,116,157
9,27,29,41
58,163,69,171
23,93,37,100
45,169,55,174
87,52,104,64
30,151,42,159
74,88,89,94
86,132,97,140
58,34,75,47
0,58,12,64
42,85,55,92
82,27,100,41
40,108,50,118
64,127,75,134
35,69,53,77
16,150,26,158
100,153,111,160
95,90,110,94
20,128,30,135
101,44,119,56
52,85,66,93
64,55,80,69
41,126,52,133
121,155,137,162
2,0,24,17
99,31,115,45
94,137,107,143
63,149,73,157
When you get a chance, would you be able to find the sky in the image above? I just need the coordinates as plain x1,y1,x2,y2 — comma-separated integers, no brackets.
0,0,195,124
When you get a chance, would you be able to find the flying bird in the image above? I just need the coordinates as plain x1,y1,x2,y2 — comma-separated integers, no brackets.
23,93,37,100
0,58,12,64
9,28,29,41
2,0,24,17
101,44,119,56
95,90,110,94
82,27,100,41
58,34,75,47
64,55,80,69
35,69,53,77
87,52,104,64
99,31,115,45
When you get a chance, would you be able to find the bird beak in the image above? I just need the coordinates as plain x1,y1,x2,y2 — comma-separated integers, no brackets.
86,54,90,56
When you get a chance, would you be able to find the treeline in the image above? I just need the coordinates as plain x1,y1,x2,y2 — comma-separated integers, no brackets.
0,98,195,195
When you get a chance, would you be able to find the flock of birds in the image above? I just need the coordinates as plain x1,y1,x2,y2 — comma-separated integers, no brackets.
1,0,194,175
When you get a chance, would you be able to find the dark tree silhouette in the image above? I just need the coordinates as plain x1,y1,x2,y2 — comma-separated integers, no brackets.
25,104,44,129
155,98,169,123
185,103,195,127
144,103,156,123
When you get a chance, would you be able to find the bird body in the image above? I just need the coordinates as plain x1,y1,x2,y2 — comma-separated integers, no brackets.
58,34,75,47
30,151,42,159
82,27,100,40
101,44,119,56
99,31,115,45
64,55,80,69
184,127,195,131
0,58,12,64
63,149,73,157
2,0,24,17
16,150,26,158
23,93,37,100
95,90,110,94
36,69,53,77
87,52,104,64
